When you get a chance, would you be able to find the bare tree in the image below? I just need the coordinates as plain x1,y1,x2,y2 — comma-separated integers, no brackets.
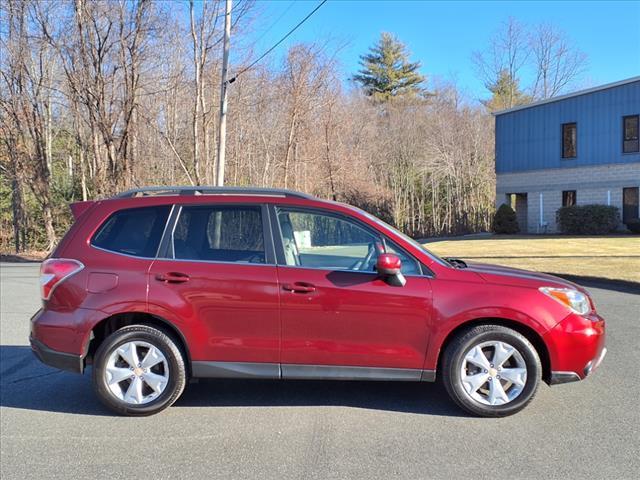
474,17,588,106
116,0,153,187
473,17,529,109
530,23,588,99
49,0,155,193
0,2,497,253
278,44,334,189
189,0,222,185
0,0,58,250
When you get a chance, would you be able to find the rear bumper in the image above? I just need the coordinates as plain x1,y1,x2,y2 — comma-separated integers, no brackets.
30,308,90,374
30,307,94,355
30,335,84,374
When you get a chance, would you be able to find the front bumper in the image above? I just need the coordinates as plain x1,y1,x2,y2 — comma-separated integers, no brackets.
30,335,84,374
546,311,606,385
550,347,607,385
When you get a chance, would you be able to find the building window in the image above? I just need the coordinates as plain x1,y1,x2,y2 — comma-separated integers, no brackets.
562,123,577,158
562,190,576,207
623,115,639,153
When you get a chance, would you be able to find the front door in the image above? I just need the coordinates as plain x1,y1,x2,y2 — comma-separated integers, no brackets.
623,187,639,224
274,206,432,376
148,204,280,374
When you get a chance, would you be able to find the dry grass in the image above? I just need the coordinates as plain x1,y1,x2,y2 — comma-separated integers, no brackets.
426,235,640,284
2,236,639,284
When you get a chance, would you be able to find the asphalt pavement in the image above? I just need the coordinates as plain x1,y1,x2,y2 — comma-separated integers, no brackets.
1,262,638,479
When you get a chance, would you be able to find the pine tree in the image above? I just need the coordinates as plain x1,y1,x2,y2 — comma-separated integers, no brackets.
483,69,532,112
353,32,425,101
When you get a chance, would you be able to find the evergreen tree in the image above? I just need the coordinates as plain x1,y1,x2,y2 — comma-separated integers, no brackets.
353,32,425,101
483,69,531,112
493,204,520,234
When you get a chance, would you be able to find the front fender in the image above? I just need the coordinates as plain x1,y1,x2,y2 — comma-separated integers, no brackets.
422,279,561,371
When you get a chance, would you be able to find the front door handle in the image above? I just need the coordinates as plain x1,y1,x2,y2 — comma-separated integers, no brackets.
155,272,190,283
282,282,316,293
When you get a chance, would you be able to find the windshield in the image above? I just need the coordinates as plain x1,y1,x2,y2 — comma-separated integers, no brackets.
354,207,450,267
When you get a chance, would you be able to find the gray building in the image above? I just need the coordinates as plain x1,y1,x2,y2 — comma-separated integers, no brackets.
494,77,640,233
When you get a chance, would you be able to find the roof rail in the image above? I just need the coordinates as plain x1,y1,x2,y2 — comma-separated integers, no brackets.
114,186,316,200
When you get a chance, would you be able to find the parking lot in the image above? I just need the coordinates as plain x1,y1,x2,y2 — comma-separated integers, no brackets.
1,262,638,479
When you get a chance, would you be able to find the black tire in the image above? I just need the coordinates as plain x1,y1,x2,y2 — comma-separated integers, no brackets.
441,324,541,417
92,325,186,416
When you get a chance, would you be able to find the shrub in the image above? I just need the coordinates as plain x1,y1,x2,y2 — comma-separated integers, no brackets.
493,204,520,234
556,204,619,234
626,219,640,234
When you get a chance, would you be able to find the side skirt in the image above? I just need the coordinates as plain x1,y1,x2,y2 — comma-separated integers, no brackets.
192,361,436,382
191,361,280,379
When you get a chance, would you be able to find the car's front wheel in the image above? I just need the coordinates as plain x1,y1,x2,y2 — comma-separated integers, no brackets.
442,324,541,417
92,325,186,416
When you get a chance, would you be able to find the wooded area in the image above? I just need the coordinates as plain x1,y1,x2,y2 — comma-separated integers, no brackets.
0,1,586,253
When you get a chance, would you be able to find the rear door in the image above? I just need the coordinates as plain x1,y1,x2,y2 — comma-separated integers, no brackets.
272,205,432,374
147,203,281,373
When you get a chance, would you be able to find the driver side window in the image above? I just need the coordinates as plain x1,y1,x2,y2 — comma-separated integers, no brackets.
277,209,380,271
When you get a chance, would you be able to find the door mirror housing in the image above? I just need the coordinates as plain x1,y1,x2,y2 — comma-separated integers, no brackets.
376,253,406,287
376,253,401,276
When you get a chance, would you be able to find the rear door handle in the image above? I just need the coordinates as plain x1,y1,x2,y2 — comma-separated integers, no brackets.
155,272,190,283
282,282,316,293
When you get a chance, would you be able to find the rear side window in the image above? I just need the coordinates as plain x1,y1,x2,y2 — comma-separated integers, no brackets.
92,206,171,258
172,206,265,263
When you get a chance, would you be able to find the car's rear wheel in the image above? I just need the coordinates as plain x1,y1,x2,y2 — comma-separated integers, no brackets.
92,325,186,416
442,324,541,417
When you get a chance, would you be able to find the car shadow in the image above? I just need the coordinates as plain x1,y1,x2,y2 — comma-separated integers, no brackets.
0,345,465,418
0,345,112,416
176,378,464,417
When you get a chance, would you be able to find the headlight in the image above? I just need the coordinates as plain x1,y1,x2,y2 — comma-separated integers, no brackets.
539,287,591,315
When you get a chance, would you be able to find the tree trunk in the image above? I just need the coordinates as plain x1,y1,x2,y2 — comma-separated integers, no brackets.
11,177,25,253
282,112,297,189
42,199,57,252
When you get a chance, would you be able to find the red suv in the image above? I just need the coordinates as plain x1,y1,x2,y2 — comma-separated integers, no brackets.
31,187,606,416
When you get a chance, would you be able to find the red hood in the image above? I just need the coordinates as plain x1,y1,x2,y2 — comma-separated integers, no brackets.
464,261,586,292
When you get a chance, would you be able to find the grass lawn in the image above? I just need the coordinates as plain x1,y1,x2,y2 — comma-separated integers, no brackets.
2,235,638,285
425,235,640,284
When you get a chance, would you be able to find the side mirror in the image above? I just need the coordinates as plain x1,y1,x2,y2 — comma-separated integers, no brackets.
376,253,401,275
376,253,406,287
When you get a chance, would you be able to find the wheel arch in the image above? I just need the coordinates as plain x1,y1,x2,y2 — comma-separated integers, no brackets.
436,317,552,384
87,312,192,376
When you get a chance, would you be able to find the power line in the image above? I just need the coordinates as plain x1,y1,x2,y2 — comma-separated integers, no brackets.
253,1,296,44
228,0,328,83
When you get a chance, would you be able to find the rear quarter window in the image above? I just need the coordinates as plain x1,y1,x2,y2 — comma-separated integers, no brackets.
92,206,171,258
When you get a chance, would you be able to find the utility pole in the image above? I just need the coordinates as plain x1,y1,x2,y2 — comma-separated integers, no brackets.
215,0,232,186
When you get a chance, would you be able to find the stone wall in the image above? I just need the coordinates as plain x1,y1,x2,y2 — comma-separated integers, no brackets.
496,162,640,233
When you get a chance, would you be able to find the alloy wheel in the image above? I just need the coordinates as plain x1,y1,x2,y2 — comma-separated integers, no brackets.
104,341,169,405
460,340,527,406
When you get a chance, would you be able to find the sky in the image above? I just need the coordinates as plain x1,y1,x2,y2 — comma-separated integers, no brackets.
236,0,640,102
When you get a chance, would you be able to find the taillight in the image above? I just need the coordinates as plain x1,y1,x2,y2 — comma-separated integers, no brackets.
40,258,84,300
